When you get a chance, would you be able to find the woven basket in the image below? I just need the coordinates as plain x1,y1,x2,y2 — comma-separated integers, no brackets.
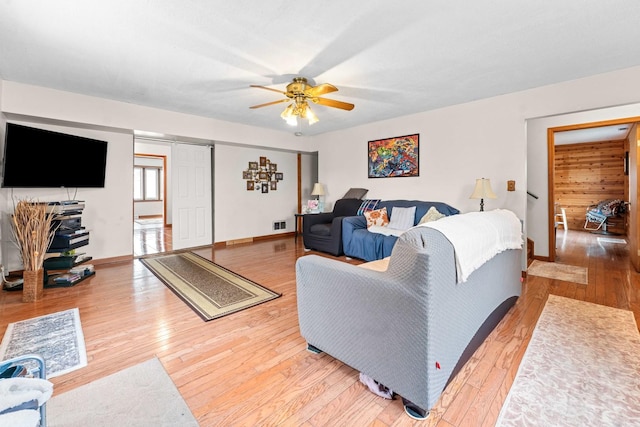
22,269,44,302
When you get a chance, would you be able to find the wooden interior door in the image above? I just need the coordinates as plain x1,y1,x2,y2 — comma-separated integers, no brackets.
171,143,213,250
629,124,640,272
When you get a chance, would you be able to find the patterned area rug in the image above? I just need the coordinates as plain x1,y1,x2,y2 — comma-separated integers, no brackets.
496,295,640,426
140,252,281,321
527,260,588,285
48,357,198,427
0,308,87,378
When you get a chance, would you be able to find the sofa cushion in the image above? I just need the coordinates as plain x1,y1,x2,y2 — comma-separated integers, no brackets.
418,206,446,225
364,207,389,228
309,223,332,236
368,225,405,236
387,206,416,230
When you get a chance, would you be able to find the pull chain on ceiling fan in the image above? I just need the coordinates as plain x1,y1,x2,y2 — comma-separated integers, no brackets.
249,77,354,126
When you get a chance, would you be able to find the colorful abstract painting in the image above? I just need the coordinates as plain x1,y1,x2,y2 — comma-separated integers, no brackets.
367,134,419,178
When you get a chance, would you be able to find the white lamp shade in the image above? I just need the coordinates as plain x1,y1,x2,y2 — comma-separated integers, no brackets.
470,178,497,199
311,183,325,196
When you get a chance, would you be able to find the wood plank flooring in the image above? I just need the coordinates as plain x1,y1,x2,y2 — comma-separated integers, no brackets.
1,229,638,426
133,216,172,257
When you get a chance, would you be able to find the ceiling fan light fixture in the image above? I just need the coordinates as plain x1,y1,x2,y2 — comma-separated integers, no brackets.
305,104,319,125
280,104,298,126
280,101,319,126
252,76,354,127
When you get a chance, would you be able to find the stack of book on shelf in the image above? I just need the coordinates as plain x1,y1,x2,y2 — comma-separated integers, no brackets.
69,264,94,278
53,272,82,285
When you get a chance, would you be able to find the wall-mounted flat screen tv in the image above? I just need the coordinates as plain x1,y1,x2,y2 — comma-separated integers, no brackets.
2,123,108,188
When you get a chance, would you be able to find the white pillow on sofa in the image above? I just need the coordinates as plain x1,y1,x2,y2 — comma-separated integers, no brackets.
387,206,416,230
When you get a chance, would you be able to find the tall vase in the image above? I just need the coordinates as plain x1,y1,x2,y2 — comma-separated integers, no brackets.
22,269,44,302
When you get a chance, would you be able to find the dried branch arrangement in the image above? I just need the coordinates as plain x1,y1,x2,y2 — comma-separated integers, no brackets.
11,200,56,271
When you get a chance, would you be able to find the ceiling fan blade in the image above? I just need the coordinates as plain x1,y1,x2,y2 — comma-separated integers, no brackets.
312,97,355,111
249,99,290,109
305,83,338,97
250,84,288,95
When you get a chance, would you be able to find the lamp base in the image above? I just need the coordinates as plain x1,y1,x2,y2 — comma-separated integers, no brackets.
479,198,484,212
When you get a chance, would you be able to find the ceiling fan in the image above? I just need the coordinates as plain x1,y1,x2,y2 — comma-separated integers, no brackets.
249,77,354,126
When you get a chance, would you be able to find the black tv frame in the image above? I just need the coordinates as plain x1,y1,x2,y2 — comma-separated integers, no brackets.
1,123,108,188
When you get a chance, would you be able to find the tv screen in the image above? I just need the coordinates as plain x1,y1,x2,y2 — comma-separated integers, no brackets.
2,123,108,188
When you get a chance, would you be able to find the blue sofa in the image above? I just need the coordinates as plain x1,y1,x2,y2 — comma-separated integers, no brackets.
342,200,459,261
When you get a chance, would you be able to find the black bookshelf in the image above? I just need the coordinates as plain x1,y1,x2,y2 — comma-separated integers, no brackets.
44,201,94,287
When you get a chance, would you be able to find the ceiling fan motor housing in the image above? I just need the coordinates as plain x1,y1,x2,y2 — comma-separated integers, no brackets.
286,77,310,96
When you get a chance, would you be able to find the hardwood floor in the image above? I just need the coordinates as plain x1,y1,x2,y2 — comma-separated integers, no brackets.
133,216,172,256
1,229,638,426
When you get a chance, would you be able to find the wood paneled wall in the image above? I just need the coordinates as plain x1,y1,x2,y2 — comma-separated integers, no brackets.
554,140,626,234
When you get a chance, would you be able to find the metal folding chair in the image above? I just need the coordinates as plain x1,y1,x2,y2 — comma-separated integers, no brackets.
584,199,627,233
0,353,47,426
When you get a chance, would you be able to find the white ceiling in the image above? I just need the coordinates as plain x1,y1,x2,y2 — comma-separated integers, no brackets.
2,1,640,136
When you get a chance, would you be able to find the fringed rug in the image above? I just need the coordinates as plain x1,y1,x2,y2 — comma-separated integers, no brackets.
0,308,87,378
140,252,281,321
47,357,198,427
527,260,588,285
496,295,640,426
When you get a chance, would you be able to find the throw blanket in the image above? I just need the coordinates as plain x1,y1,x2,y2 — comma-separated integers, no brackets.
419,209,523,283
367,225,405,237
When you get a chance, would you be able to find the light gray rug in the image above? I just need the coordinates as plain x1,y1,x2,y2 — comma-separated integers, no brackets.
496,295,640,426
0,308,87,378
47,357,199,426
527,260,588,285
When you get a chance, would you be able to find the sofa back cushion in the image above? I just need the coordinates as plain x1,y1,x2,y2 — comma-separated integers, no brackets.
333,198,363,217
356,199,381,215
379,200,459,226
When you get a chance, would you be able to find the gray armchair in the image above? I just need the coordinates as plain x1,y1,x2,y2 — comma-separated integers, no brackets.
301,198,363,256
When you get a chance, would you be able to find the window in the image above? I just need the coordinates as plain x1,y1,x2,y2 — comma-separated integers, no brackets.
134,165,162,201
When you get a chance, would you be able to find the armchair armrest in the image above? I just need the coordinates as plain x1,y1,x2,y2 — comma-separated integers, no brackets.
342,215,366,239
329,215,349,237
342,215,367,256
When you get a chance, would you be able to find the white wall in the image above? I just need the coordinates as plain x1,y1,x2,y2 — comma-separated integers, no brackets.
300,152,318,208
214,145,299,242
314,98,527,217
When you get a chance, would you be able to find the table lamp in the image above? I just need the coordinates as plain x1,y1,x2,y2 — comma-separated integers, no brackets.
470,178,497,211
311,183,325,212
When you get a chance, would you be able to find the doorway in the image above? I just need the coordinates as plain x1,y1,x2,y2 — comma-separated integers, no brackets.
133,153,170,256
547,118,639,262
